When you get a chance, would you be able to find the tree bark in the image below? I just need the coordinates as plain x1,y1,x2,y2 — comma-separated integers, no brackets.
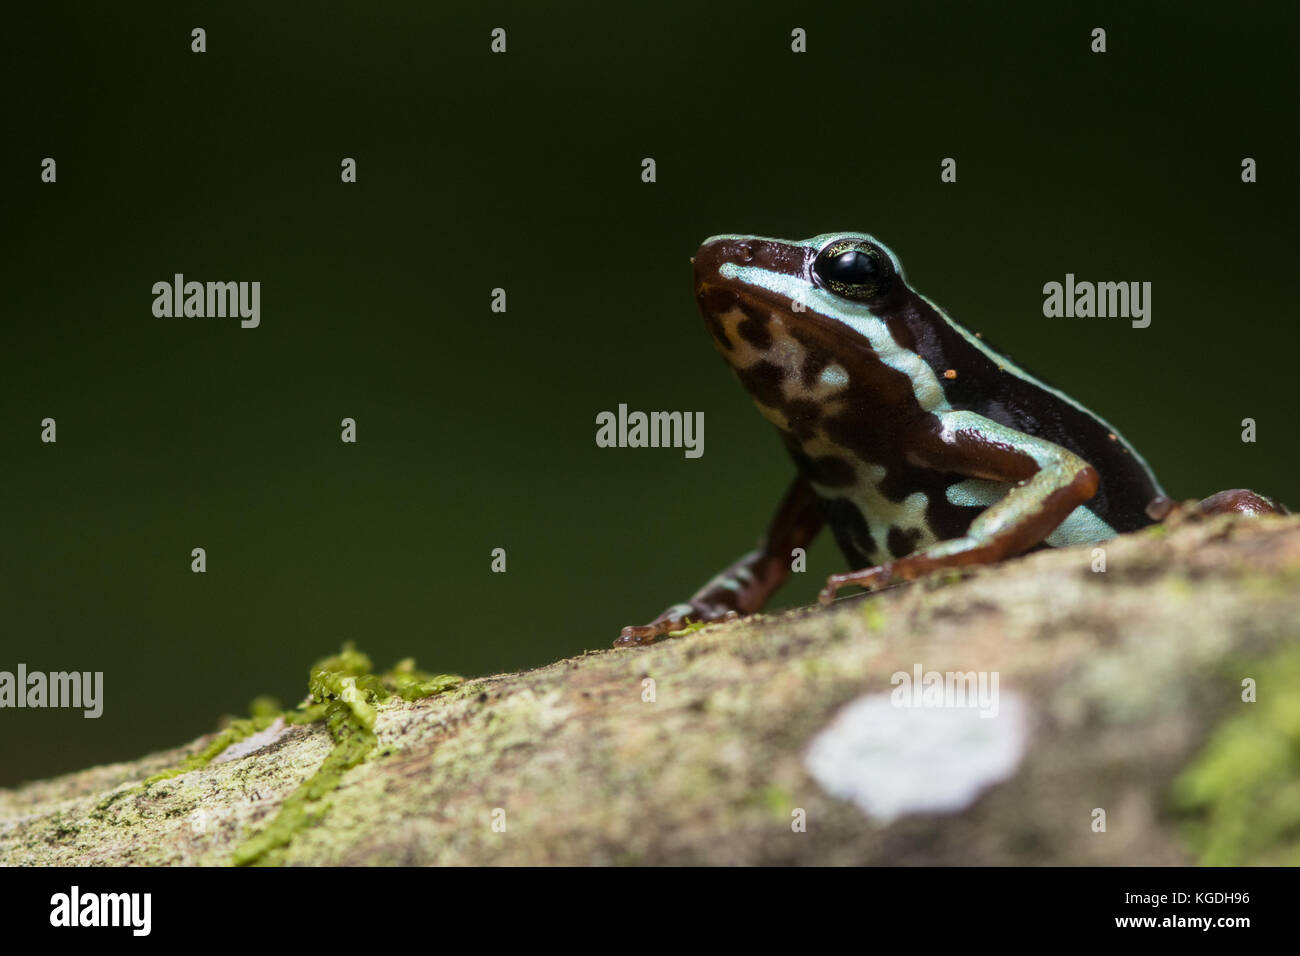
3,513,1298,865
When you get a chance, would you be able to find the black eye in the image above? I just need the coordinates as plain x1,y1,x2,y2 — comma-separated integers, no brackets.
813,241,892,300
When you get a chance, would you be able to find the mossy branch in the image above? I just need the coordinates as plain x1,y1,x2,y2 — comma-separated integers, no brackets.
2,513,1299,865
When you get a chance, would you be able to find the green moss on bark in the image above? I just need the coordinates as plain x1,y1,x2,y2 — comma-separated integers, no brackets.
1169,644,1300,865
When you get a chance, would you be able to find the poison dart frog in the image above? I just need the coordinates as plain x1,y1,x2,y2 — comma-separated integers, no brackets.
617,232,1286,646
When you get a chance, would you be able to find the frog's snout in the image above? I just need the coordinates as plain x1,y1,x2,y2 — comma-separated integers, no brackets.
694,236,743,288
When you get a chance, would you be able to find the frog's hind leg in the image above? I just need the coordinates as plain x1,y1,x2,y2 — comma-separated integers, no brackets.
819,410,1100,604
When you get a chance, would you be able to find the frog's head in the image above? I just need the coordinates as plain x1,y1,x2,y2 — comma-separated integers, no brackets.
692,233,919,422
694,232,910,359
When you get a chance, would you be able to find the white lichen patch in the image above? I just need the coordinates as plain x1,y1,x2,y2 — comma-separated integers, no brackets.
803,691,1029,824
210,717,289,765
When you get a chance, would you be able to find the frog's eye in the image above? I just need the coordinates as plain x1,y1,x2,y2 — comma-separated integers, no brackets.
813,241,893,300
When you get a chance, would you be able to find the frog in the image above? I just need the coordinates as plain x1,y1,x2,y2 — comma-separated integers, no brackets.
616,232,1286,646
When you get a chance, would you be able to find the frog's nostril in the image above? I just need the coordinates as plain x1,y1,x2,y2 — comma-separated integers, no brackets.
738,242,755,262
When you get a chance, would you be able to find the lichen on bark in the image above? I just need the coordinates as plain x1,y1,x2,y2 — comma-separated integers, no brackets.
1,513,1298,865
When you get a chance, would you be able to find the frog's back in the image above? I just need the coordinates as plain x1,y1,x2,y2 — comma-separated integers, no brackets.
895,294,1163,533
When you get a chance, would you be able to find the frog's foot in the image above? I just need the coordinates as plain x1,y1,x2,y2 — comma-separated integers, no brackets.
818,563,895,605
819,541,1005,604
1144,495,1178,521
1195,489,1289,517
1146,489,1288,523
615,603,740,648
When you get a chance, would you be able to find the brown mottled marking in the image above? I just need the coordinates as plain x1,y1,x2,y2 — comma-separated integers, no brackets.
887,525,923,559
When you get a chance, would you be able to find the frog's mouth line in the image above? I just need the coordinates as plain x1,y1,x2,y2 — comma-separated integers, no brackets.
694,283,739,314
695,278,887,383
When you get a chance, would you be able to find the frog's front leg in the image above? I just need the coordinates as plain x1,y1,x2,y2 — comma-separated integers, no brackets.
819,410,1100,604
616,476,824,647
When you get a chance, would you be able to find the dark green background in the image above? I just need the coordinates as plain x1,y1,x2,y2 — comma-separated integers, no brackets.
2,2,1296,786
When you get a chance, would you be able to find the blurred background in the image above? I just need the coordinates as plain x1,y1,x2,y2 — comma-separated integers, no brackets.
1,1,1296,786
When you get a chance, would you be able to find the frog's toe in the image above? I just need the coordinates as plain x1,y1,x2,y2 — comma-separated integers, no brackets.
614,601,745,648
819,564,893,604
614,623,668,647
